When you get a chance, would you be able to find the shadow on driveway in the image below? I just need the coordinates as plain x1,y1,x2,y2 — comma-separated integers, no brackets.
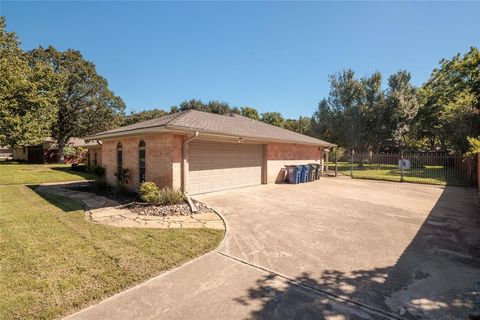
232,186,480,319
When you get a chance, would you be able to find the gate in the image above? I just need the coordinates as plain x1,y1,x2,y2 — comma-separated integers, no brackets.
326,152,475,186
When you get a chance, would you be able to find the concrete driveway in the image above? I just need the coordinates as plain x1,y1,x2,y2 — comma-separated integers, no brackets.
67,178,480,320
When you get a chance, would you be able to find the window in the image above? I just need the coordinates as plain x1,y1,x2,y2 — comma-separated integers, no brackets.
116,143,123,181
139,141,146,183
94,152,97,166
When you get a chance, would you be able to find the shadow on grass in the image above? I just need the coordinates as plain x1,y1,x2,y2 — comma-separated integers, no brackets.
50,166,95,180
233,186,480,319
27,184,83,212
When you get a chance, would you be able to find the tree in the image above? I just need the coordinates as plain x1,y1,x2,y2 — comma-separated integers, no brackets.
311,98,337,144
261,112,284,128
206,100,231,114
123,108,167,126
178,99,233,114
418,47,480,153
386,71,419,150
0,17,56,148
361,72,388,151
240,107,260,120
29,46,125,162
297,116,311,134
465,136,480,156
283,117,312,134
178,99,206,112
283,119,298,132
231,107,241,115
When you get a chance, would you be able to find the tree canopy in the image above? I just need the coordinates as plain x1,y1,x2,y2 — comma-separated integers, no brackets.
310,48,479,155
29,46,125,161
0,17,56,148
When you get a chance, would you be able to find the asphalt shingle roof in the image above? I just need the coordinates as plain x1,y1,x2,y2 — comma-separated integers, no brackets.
89,110,333,147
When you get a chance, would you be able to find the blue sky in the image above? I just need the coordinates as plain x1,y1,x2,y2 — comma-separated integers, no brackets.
2,1,479,119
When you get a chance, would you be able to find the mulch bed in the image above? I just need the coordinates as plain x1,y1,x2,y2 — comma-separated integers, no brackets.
125,201,215,216
66,182,215,216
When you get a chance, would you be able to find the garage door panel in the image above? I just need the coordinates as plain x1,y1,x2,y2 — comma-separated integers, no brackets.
188,141,263,194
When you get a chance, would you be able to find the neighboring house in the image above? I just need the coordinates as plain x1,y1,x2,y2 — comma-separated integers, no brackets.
0,147,13,161
79,140,103,168
12,138,87,163
87,110,334,195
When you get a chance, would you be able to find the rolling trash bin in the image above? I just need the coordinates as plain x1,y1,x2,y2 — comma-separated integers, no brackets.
307,165,315,182
300,165,310,183
285,165,302,184
309,163,320,180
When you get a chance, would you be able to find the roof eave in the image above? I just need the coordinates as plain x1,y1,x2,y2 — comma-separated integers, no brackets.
165,124,334,147
87,124,335,147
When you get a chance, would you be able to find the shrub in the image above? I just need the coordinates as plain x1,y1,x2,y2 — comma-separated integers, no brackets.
115,168,130,185
71,163,87,172
158,187,185,205
63,146,76,157
114,181,130,196
93,176,110,191
92,166,106,177
139,182,160,204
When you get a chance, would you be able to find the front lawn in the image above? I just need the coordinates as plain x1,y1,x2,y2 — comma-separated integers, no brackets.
0,162,95,185
0,185,223,320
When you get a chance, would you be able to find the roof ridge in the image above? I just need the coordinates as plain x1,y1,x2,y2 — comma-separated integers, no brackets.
168,109,195,125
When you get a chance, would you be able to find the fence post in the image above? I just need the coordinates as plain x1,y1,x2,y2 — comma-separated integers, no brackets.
350,150,354,177
400,151,404,182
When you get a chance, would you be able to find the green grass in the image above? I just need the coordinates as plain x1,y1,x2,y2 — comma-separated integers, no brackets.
0,162,95,185
328,162,466,185
0,164,224,319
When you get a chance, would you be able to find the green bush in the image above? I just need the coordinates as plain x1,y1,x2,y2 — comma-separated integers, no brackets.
115,168,130,185
139,182,160,204
158,187,185,205
63,146,76,157
92,166,106,177
114,181,130,196
93,176,110,191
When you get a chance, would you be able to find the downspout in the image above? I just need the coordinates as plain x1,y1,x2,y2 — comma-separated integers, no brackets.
183,131,199,213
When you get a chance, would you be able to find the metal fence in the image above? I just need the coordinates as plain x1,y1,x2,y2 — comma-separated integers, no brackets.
325,152,476,186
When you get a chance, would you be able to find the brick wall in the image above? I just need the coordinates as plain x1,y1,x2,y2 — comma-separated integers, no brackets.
87,147,102,168
266,143,324,183
101,134,183,190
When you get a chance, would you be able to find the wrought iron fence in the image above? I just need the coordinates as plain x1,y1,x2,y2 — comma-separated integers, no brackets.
325,152,475,186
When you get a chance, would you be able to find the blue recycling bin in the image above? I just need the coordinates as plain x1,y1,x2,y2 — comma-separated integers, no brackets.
285,165,302,184
300,165,310,183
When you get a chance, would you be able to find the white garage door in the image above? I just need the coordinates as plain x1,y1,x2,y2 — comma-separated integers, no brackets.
188,141,263,195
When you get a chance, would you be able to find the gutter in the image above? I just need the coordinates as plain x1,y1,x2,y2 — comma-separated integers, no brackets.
183,132,199,213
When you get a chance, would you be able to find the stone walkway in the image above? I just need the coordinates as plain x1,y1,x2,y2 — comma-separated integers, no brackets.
37,181,225,230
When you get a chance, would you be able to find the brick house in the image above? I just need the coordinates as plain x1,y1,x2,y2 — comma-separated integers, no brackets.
87,110,334,195
80,140,103,168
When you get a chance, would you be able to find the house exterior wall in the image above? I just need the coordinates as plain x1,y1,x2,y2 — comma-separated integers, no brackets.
87,146,103,168
101,133,183,190
100,134,326,192
13,147,28,161
266,143,324,183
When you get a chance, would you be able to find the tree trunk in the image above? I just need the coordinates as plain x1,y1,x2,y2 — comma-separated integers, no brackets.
57,137,66,164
